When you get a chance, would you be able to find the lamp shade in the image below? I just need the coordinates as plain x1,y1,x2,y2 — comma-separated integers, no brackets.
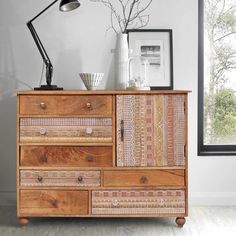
59,0,80,12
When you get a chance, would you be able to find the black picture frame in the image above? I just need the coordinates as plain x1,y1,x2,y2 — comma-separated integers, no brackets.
198,0,236,156
127,29,173,90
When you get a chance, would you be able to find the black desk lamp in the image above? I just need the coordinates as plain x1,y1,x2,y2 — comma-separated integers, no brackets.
27,0,80,90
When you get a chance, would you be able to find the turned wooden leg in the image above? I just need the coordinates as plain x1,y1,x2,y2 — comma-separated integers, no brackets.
175,217,186,227
19,218,29,226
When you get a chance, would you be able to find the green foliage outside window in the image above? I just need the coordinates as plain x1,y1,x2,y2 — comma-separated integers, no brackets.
204,0,236,144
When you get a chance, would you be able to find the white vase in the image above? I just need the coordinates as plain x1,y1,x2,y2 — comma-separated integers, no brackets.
113,33,129,90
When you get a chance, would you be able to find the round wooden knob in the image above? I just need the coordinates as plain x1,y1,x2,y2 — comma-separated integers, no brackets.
39,127,46,135
86,155,93,162
37,176,43,183
140,176,148,184
40,102,47,109
40,155,47,162
112,199,119,207
86,102,92,109
78,176,83,182
85,127,93,135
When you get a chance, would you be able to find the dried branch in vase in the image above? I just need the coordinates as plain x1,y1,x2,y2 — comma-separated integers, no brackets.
90,0,153,33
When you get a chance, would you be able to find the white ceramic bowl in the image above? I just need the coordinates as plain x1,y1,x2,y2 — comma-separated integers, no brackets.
79,73,104,90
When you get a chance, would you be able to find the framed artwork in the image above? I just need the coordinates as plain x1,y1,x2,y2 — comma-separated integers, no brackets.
127,29,173,90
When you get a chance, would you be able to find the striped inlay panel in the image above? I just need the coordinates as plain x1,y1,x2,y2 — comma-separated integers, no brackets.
20,117,112,143
20,170,100,187
116,95,185,167
92,190,185,215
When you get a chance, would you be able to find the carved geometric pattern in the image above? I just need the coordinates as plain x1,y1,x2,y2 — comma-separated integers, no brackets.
116,95,185,166
20,118,112,143
92,190,185,215
20,170,100,187
20,118,112,126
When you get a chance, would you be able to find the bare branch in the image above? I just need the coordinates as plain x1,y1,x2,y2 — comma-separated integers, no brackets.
91,0,123,32
223,4,236,15
214,31,236,42
136,15,150,29
123,0,137,33
110,11,118,33
90,0,152,33
118,0,126,20
129,0,152,22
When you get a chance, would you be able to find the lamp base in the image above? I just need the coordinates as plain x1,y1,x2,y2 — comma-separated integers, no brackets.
34,85,63,90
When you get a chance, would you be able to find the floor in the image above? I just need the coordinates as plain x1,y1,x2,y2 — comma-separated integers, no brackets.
0,206,236,236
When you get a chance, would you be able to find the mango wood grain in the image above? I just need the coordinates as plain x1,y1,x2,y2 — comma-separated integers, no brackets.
20,137,112,144
16,96,20,217
19,166,185,170
103,170,185,187
16,91,189,225
185,95,189,216
17,90,191,95
19,114,113,118
19,213,186,218
88,190,92,215
19,186,186,190
20,146,113,167
19,190,88,216
19,95,113,115
19,143,113,146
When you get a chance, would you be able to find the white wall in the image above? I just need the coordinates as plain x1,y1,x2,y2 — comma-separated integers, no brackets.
0,0,236,206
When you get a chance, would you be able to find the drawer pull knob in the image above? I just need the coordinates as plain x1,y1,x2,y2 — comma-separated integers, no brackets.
86,155,93,162
85,127,93,135
37,176,43,183
159,198,165,206
40,102,47,109
140,176,148,184
78,176,83,183
39,127,46,135
86,102,92,109
40,155,47,162
112,199,119,207
51,199,58,208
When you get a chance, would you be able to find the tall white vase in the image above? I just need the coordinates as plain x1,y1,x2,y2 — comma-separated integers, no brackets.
114,33,129,90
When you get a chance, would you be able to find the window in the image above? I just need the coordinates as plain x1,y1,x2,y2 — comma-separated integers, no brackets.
198,0,236,155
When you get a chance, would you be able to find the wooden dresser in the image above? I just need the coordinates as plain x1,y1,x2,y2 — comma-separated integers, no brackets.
16,90,189,227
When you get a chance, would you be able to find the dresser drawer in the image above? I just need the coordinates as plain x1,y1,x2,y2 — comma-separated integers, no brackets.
19,95,112,116
20,190,88,216
20,118,112,143
20,146,113,167
20,170,100,187
92,190,185,215
103,170,185,187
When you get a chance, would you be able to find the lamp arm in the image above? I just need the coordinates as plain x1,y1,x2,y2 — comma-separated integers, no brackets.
26,0,59,86
28,0,59,23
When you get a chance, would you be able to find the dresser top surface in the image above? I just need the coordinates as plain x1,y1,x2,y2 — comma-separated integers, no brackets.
17,90,191,95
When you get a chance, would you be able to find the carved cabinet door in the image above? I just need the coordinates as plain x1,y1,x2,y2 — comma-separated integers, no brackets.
116,95,186,167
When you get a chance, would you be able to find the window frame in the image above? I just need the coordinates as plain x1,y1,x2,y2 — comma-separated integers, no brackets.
198,0,236,156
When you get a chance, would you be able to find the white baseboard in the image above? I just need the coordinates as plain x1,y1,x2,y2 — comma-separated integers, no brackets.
189,192,236,206
1,191,236,206
0,191,16,206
